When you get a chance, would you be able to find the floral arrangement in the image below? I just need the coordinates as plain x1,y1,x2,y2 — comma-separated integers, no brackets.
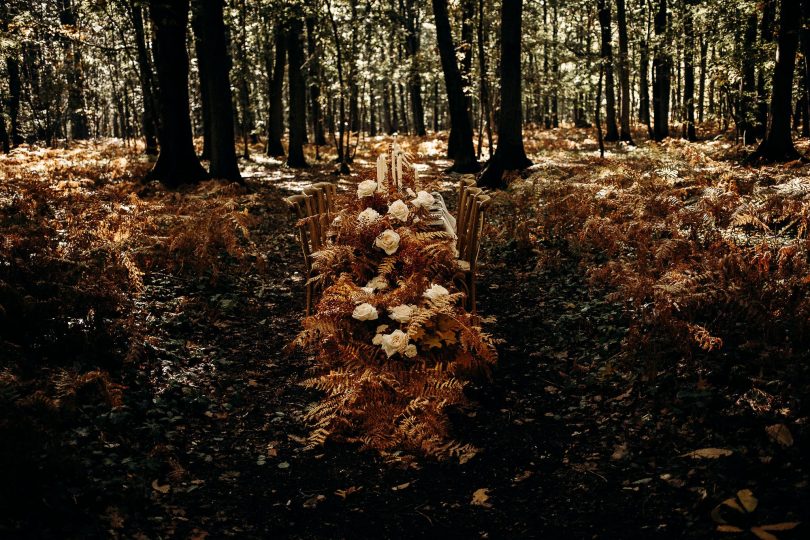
292,144,497,461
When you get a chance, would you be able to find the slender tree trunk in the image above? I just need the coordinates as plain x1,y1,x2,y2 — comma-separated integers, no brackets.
738,12,757,141
287,17,308,168
325,0,349,173
682,0,696,141
480,0,531,188
432,0,479,172
57,0,89,140
190,0,241,181
306,17,327,146
478,0,493,157
616,0,633,143
147,0,208,186
190,1,212,160
0,96,8,153
652,0,670,140
266,24,286,157
404,0,426,136
698,33,707,123
751,0,801,162
597,0,619,141
756,0,776,139
6,58,22,146
129,2,158,155
638,2,651,128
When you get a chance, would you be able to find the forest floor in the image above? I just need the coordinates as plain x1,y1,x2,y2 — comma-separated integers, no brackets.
1,129,809,539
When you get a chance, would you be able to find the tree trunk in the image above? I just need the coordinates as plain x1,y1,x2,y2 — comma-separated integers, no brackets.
479,0,531,188
57,0,89,140
129,2,158,155
147,0,208,186
306,17,327,146
404,0,426,136
287,17,308,168
266,24,286,157
751,0,801,162
738,12,757,141
682,0,696,141
190,1,212,160
432,0,479,172
698,33,707,123
652,0,670,141
597,0,619,141
638,3,651,128
190,0,241,182
616,0,633,143
0,95,8,153
6,58,21,146
478,0,493,157
756,0,776,139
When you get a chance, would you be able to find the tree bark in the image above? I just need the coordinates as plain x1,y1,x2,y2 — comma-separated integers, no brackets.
738,12,757,141
404,0,426,136
147,0,208,186
597,0,619,141
478,0,493,157
756,0,776,139
682,0,696,141
129,2,158,155
306,17,327,146
698,33,707,123
190,0,241,182
286,17,308,168
479,0,531,188
266,24,286,157
652,0,670,141
432,0,479,172
57,0,89,140
616,0,633,143
750,0,801,162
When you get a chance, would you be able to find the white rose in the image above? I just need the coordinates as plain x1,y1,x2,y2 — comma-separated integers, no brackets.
406,187,417,197
376,324,389,333
404,344,417,358
357,207,381,224
423,283,449,301
411,190,435,208
374,229,400,255
380,329,410,357
331,215,343,226
387,199,410,222
361,287,375,295
389,304,415,323
366,276,389,290
372,334,384,345
352,303,378,321
357,180,378,198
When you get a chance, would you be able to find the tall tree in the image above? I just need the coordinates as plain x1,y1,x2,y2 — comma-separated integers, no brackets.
638,0,651,131
616,0,633,143
57,0,89,140
652,0,670,141
190,0,242,182
266,23,286,157
403,0,426,136
597,0,619,141
682,0,696,141
479,0,531,188
126,1,158,155
431,0,478,172
750,0,801,162
738,11,758,141
147,0,208,186
306,16,327,146
286,16,308,168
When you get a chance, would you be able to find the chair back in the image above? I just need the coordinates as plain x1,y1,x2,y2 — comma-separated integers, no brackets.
463,194,491,273
284,193,321,272
457,186,482,258
456,178,477,236
311,182,338,214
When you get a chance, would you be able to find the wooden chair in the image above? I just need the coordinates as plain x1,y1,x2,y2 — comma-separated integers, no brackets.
456,186,482,258
454,192,491,313
455,178,477,238
284,193,322,316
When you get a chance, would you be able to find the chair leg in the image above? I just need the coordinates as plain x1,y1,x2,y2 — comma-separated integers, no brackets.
305,282,313,316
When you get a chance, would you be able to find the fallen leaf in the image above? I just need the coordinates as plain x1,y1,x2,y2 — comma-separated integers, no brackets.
391,482,410,491
716,524,745,533
471,488,492,508
277,462,290,469
759,522,801,532
513,470,533,483
288,434,308,445
765,424,794,448
737,489,758,513
681,448,733,459
151,480,170,494
303,494,326,509
611,443,629,461
751,527,778,540
335,486,362,499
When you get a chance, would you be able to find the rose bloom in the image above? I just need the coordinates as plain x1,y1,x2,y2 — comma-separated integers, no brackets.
357,207,381,224
411,190,435,208
361,286,375,295
387,200,409,222
352,303,378,321
374,229,400,255
423,283,449,301
366,276,389,290
389,304,415,323
380,329,409,357
404,344,417,358
357,180,378,198
372,333,384,345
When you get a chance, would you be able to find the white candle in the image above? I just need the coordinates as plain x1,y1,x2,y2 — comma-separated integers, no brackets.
376,154,387,188
396,154,403,190
412,164,419,187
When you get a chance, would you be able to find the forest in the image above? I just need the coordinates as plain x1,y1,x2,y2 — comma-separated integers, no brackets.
1,0,810,537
